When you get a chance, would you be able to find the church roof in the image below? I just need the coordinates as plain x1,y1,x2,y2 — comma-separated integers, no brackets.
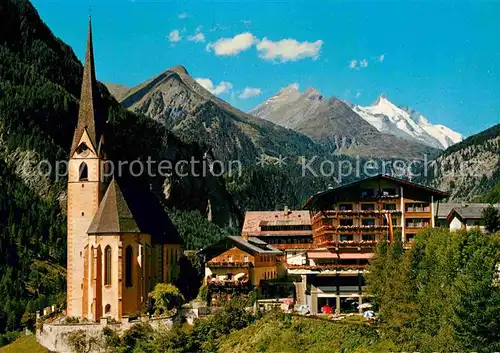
87,177,182,244
119,180,183,245
70,16,105,157
87,179,141,234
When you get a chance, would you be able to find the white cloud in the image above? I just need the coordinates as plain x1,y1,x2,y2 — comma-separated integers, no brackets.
239,87,262,99
289,82,300,90
378,54,385,62
188,32,206,42
256,38,323,62
349,58,369,70
195,78,233,95
206,32,257,56
355,91,362,98
178,12,189,19
168,29,182,43
241,19,252,26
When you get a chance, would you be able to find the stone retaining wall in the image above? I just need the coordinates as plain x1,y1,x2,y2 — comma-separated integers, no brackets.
36,316,175,353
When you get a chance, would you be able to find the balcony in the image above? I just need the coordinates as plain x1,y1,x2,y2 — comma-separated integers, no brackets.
272,243,317,250
318,210,401,218
287,264,367,271
207,278,251,288
206,261,251,268
320,240,382,248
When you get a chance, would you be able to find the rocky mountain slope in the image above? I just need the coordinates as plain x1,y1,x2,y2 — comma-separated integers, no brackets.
353,95,463,149
107,68,327,165
250,85,437,158
424,123,500,200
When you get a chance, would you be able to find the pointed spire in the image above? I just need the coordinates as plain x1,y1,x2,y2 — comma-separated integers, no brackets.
71,16,104,157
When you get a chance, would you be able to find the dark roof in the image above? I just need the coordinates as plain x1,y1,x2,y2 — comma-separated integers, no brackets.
447,204,500,221
119,180,182,245
87,179,140,234
87,178,182,244
70,17,105,157
200,236,282,259
302,174,450,210
436,202,498,219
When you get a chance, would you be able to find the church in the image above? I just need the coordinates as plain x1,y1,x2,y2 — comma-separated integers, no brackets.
66,18,182,322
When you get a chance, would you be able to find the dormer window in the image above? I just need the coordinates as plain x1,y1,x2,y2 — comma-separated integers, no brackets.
76,142,90,157
79,162,88,181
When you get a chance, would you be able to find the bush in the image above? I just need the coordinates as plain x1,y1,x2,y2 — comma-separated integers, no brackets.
149,283,184,316
64,329,102,353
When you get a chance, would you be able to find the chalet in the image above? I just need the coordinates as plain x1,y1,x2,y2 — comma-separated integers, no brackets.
201,235,282,290
446,203,500,232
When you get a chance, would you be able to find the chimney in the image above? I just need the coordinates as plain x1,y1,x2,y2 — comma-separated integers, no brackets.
284,205,290,216
241,232,248,241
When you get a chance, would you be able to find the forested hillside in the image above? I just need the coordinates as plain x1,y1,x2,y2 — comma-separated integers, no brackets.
0,0,236,336
423,123,500,201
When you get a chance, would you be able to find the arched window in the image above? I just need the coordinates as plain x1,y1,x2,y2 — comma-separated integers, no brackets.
104,246,112,285
104,304,111,314
79,162,88,181
125,246,133,287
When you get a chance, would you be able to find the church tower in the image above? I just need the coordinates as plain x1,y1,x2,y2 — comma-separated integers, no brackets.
67,16,107,318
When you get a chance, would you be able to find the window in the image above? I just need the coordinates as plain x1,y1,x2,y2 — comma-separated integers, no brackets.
406,233,416,243
227,256,233,262
383,217,398,226
362,234,375,241
361,203,375,211
104,304,111,314
406,218,430,228
75,142,90,155
383,203,397,211
340,219,353,226
125,246,133,287
382,188,397,196
362,218,375,226
244,256,249,263
360,189,374,198
104,246,112,286
340,234,354,241
79,162,88,181
405,203,430,212
339,204,353,211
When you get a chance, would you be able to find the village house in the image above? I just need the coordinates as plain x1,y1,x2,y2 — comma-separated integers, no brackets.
446,203,500,232
201,235,281,291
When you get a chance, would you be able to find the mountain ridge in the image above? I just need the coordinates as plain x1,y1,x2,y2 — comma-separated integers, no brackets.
249,85,438,158
353,94,463,149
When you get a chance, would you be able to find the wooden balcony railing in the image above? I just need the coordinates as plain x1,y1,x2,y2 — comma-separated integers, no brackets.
206,261,251,268
316,210,402,218
272,243,317,250
287,264,367,271
320,240,381,247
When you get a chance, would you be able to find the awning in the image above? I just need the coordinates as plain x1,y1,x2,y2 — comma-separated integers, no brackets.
338,253,374,259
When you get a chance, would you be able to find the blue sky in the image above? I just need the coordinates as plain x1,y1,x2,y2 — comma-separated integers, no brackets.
32,0,500,136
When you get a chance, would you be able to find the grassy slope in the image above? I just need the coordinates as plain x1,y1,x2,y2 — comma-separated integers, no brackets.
0,336,49,353
217,314,397,353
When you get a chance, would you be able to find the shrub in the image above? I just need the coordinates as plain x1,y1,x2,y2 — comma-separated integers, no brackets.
149,283,184,315
64,329,102,353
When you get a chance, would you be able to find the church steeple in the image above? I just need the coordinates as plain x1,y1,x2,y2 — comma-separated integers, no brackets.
71,15,105,157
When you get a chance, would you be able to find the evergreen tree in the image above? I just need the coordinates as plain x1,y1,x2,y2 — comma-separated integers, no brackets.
483,205,500,233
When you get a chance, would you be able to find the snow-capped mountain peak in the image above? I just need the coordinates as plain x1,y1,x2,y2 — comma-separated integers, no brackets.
353,94,463,149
